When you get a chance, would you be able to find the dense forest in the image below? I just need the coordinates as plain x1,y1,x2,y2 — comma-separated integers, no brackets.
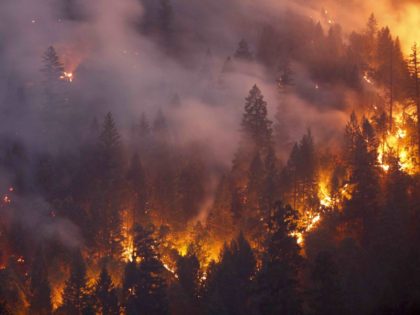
1,0,420,314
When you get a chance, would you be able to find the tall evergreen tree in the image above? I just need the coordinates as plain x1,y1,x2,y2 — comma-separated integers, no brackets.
41,45,66,136
61,250,90,315
176,248,200,303
308,251,343,315
344,114,379,241
122,261,139,315
234,39,253,61
286,130,318,220
207,175,235,241
29,247,52,315
132,224,168,315
95,112,123,257
241,85,273,151
42,46,64,98
204,233,256,315
94,266,119,315
409,42,420,162
255,202,303,315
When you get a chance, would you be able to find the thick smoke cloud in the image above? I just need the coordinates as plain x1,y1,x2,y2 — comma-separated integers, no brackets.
1,0,417,167
1,0,415,152
0,0,417,242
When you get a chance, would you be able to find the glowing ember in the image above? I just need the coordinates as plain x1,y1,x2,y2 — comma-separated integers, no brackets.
3,195,11,204
291,212,322,245
363,72,373,85
163,263,178,278
60,72,73,82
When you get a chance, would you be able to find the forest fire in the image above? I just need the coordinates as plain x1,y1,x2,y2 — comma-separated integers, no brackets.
60,71,73,82
318,181,333,208
291,213,321,245
3,1,420,314
376,107,417,174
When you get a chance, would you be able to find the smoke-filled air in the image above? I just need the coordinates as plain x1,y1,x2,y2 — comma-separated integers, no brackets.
1,0,420,314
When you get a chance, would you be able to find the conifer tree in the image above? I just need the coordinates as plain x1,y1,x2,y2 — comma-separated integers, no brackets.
234,39,253,61
364,13,378,67
135,224,168,315
207,175,235,240
95,112,123,257
176,248,200,303
41,46,65,130
245,152,266,245
409,42,420,162
344,114,379,241
122,261,139,315
255,202,302,315
61,251,90,315
204,233,256,315
286,130,318,216
29,247,52,315
94,266,119,315
308,251,343,315
241,85,273,151
153,109,169,140
99,112,121,174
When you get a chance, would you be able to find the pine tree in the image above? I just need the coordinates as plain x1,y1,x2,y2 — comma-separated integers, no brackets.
41,46,65,126
344,114,379,242
245,152,266,245
94,266,119,315
122,261,139,315
61,251,90,315
204,233,256,315
96,112,123,257
134,224,168,315
153,109,169,141
42,46,64,89
255,202,303,315
207,175,235,240
375,27,396,129
274,61,294,149
286,130,318,218
99,112,121,174
176,248,200,303
131,112,151,150
234,39,253,61
29,247,52,315
218,57,235,89
241,85,273,151
262,146,279,216
221,56,234,74
364,13,378,67
409,42,420,163
308,251,343,315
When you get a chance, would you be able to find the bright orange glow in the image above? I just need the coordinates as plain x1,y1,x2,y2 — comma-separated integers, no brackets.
60,72,73,83
376,105,417,174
